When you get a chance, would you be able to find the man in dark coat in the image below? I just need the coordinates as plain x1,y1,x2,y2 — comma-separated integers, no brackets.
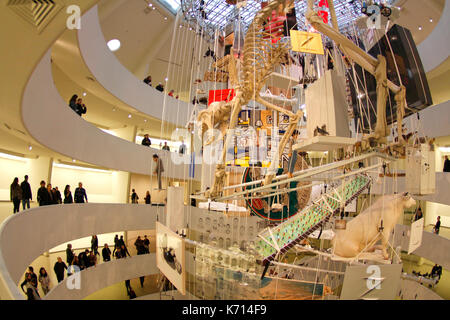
141,134,151,147
444,155,450,172
37,180,51,206
20,175,32,210
74,182,88,203
102,244,111,262
66,244,74,265
54,257,67,283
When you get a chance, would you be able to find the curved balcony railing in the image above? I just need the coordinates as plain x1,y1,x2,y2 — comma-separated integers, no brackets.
78,5,194,128
21,49,200,180
0,204,163,300
44,253,158,300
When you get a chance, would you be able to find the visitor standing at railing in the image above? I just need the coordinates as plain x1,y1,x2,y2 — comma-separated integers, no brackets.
444,155,450,172
74,182,88,203
68,94,78,113
63,185,73,204
37,180,50,206
179,139,186,154
433,216,441,235
143,75,152,87
38,267,51,295
20,175,32,210
10,177,22,214
66,244,74,266
53,257,67,283
141,134,152,147
102,244,111,262
131,189,139,203
162,141,170,151
75,98,87,117
145,190,151,204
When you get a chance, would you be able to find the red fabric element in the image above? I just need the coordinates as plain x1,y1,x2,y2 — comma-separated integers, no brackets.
318,0,329,8
208,89,235,106
318,10,329,24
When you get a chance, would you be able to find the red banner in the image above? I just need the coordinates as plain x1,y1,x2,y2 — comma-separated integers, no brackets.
208,89,235,106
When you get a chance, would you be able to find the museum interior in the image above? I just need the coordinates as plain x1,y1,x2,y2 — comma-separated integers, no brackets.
0,0,449,301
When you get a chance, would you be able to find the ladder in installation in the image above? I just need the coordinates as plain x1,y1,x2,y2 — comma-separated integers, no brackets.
254,174,372,264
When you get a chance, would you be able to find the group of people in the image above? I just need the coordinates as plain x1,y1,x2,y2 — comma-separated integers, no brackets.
20,266,50,300
134,235,151,255
37,181,88,207
411,264,443,285
68,94,87,117
141,134,187,155
131,189,152,204
10,175,88,213
21,233,151,299
143,75,178,98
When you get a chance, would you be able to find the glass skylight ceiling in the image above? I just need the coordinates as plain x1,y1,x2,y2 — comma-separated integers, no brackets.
178,0,367,34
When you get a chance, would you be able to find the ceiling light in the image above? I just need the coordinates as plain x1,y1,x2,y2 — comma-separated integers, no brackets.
429,18,433,23
128,114,132,118
107,39,121,52
112,108,116,112
165,77,168,81
164,17,167,20
0,152,28,162
418,26,422,31
439,147,450,153
148,3,152,7
72,159,76,162
83,92,87,96
54,163,111,174
28,145,33,151
144,119,147,122
152,7,156,10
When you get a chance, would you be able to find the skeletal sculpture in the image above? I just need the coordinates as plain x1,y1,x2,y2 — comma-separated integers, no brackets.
198,0,302,198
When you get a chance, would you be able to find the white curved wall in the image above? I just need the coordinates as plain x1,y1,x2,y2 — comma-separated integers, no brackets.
0,204,163,299
44,253,158,300
78,6,194,127
418,0,450,72
21,49,200,180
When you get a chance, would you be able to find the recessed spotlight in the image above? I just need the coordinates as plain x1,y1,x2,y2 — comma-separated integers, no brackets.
152,7,156,10
83,92,87,96
148,3,152,7
72,159,76,162
28,145,32,151
418,26,422,31
165,77,168,81
107,39,121,52
164,17,167,20
128,114,132,118
144,119,147,122
112,107,116,112
429,18,433,22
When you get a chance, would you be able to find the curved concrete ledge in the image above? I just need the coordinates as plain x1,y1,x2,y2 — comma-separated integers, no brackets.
0,203,163,299
418,0,450,73
21,49,200,180
78,6,193,127
44,253,158,300
394,224,450,270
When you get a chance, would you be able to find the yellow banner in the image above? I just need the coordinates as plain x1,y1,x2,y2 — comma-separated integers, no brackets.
290,30,324,55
